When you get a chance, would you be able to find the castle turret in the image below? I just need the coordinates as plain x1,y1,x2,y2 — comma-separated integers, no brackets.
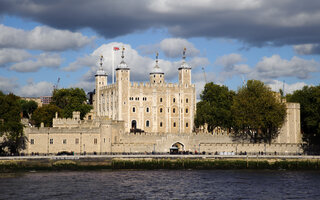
178,48,192,86
95,55,107,117
116,47,130,121
150,52,164,84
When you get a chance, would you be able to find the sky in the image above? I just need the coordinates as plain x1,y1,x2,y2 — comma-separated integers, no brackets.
0,0,319,99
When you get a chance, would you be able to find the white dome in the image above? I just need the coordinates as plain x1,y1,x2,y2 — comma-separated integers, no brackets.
117,60,129,69
96,68,107,76
180,61,191,69
151,64,163,74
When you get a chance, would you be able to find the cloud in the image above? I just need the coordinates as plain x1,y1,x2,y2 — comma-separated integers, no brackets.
266,80,310,94
63,55,96,72
17,80,53,97
159,38,200,58
2,1,320,47
73,42,205,92
0,24,93,51
251,55,319,80
0,76,19,94
138,38,200,58
9,53,62,72
0,48,31,66
215,53,245,71
293,43,320,55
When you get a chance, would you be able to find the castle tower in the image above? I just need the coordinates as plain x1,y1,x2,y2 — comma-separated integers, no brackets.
178,48,192,86
95,55,107,117
116,47,130,121
150,52,165,84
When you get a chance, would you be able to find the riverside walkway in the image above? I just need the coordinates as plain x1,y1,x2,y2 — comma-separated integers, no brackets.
1,154,320,160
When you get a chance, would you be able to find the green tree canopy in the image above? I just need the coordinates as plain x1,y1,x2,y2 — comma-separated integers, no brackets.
287,85,320,152
0,91,26,155
231,80,286,143
51,88,92,119
20,99,38,118
31,104,62,127
195,82,235,132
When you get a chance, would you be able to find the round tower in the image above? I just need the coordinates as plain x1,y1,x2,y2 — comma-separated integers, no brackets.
116,47,130,121
150,52,165,84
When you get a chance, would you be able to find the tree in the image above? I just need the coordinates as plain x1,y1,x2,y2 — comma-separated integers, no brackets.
287,85,320,153
51,88,92,119
231,80,286,143
20,99,38,118
32,104,62,127
195,82,235,132
0,91,26,155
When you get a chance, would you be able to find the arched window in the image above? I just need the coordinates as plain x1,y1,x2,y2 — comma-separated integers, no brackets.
132,107,136,112
173,122,176,127
173,98,175,103
186,108,188,113
160,98,162,102
186,98,188,103
173,108,175,113
146,120,150,127
160,108,163,113
160,122,163,127
146,107,149,112
186,122,189,128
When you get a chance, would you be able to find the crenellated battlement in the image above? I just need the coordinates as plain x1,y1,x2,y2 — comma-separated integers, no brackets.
128,81,194,89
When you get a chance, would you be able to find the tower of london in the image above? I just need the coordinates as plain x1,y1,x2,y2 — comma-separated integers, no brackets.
93,48,196,134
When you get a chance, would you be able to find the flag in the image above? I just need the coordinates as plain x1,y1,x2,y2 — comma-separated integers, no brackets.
113,47,120,51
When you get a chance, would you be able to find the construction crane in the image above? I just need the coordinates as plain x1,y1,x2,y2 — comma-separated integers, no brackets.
202,67,207,83
53,77,60,90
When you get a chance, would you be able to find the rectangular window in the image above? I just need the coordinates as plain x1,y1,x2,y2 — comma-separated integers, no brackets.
50,139,53,144
30,139,34,145
75,138,79,144
94,138,97,144
63,139,67,144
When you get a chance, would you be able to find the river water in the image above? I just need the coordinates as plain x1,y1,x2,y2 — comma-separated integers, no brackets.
1,170,320,200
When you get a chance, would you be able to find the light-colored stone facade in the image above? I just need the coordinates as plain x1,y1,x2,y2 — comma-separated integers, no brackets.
23,48,303,155
94,49,196,134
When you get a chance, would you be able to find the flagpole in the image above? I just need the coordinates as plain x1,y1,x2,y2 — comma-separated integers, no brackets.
112,48,114,84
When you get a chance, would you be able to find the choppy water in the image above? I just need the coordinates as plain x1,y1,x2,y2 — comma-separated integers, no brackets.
1,170,320,200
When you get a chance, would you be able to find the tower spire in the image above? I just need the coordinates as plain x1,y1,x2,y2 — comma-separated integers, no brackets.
99,55,103,70
156,52,159,66
121,46,125,61
182,47,186,61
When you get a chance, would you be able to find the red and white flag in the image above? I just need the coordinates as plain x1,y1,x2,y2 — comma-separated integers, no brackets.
113,47,120,51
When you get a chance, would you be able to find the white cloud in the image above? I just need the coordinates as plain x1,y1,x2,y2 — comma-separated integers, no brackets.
215,53,245,71
267,80,310,94
10,53,62,72
73,42,206,92
293,43,320,55
138,38,200,58
0,48,31,66
159,38,200,58
17,81,53,97
63,55,96,72
0,76,19,94
251,55,319,79
0,24,93,51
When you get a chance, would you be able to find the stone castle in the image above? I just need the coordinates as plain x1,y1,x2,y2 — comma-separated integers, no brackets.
24,48,302,155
